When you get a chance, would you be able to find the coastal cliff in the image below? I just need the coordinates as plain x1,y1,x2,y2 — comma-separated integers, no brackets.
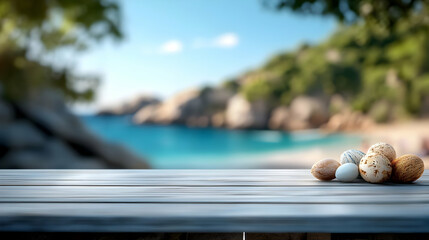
128,87,371,131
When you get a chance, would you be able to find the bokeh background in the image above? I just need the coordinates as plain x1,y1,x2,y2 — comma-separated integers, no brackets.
1,0,428,169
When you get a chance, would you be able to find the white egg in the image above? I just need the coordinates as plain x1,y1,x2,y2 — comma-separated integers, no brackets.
359,153,392,183
335,163,359,182
367,142,396,162
340,149,365,165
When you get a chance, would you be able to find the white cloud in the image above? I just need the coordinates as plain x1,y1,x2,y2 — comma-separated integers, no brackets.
192,33,239,49
160,40,183,54
146,33,238,55
214,33,239,48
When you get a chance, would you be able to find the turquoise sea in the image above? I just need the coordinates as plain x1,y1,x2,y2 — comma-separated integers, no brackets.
81,116,361,169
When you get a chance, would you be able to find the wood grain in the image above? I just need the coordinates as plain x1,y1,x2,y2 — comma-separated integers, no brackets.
0,169,428,233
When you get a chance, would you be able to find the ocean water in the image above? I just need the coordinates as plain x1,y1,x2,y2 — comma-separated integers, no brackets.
81,115,361,169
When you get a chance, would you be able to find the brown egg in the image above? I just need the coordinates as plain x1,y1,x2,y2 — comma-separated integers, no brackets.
311,159,341,181
391,154,425,183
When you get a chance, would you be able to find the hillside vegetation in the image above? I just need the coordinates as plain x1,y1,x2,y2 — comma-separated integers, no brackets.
132,6,429,130
232,11,429,122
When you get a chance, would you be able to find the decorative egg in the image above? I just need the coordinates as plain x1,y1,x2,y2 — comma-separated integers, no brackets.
359,153,392,183
311,159,341,181
391,154,425,183
335,163,359,182
340,149,365,165
367,142,396,162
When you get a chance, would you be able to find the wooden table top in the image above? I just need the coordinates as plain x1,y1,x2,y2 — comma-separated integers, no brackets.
0,169,428,233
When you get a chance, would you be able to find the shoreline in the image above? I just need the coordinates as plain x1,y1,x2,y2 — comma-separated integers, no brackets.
147,133,363,169
360,118,429,168
248,119,429,169
83,115,429,169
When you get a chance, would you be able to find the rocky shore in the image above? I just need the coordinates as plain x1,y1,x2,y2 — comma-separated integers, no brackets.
103,86,374,132
97,94,160,116
0,87,150,169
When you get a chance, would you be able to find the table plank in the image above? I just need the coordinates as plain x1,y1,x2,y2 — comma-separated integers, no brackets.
1,203,429,233
1,179,428,186
0,169,428,233
0,169,428,186
1,185,429,204
0,169,428,177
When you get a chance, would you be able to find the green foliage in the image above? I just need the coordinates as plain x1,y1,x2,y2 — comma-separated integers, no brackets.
0,0,122,52
241,78,274,102
229,2,429,117
0,0,122,102
265,0,427,30
0,47,100,102
221,79,240,92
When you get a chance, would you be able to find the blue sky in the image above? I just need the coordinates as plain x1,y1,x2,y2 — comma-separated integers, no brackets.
74,0,336,112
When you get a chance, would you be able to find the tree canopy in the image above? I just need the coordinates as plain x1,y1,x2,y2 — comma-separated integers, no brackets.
264,0,428,30
238,2,429,120
0,0,122,102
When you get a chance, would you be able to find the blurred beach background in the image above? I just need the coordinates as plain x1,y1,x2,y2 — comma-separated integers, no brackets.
0,0,428,169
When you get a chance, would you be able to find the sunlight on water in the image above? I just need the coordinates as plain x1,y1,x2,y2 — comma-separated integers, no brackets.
251,131,283,143
81,116,361,169
289,130,325,141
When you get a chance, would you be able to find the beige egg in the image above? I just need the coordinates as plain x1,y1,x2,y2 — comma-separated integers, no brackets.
367,142,396,162
391,154,425,183
359,153,392,183
311,159,341,181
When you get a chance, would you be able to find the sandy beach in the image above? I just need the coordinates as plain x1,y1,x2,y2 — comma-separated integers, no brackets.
362,119,429,168
256,119,429,169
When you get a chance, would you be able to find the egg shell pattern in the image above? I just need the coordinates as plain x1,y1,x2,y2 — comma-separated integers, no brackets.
311,159,341,181
340,149,365,165
359,153,392,183
367,142,396,162
335,163,359,182
391,154,424,183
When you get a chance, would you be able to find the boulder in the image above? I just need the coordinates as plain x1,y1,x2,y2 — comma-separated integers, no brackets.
133,87,234,127
288,96,329,130
186,115,210,127
211,112,226,128
0,138,106,169
88,140,150,169
268,107,290,130
11,92,150,169
16,101,92,143
133,104,160,124
27,88,69,113
154,88,203,124
0,100,14,123
323,110,374,132
0,120,46,148
225,94,270,129
200,88,235,111
97,95,160,116
329,94,348,115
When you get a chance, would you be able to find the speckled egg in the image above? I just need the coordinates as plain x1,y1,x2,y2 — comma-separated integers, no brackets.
367,142,396,162
359,153,392,183
311,159,341,181
391,154,424,183
335,163,359,182
340,149,365,165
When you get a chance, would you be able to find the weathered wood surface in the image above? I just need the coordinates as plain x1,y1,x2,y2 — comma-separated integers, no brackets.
0,169,428,233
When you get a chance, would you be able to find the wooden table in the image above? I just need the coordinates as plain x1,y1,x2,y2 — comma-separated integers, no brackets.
0,169,428,237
